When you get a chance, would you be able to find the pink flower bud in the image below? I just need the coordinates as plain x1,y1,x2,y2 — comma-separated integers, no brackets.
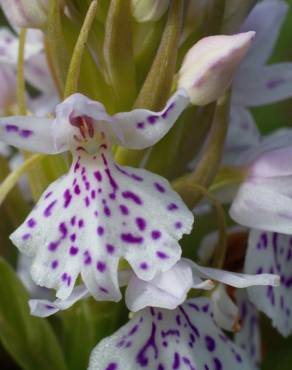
0,0,48,29
131,0,169,22
178,31,255,105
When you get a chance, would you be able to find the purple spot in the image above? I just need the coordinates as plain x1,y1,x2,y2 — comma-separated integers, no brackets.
162,102,175,119
51,260,58,269
205,336,216,352
97,226,104,236
99,286,109,294
175,221,182,229
154,182,165,193
74,184,81,195
173,352,180,369
44,200,57,217
105,364,117,370
69,246,78,255
147,115,159,124
78,219,84,228
45,191,52,199
136,217,146,231
213,358,222,370
27,218,36,228
106,244,115,254
151,230,161,240
104,206,111,217
94,171,102,182
22,233,31,240
136,122,144,129
59,222,68,239
20,129,33,138
122,191,142,205
119,204,129,215
85,196,90,207
156,251,169,259
70,234,76,242
266,78,285,89
91,190,96,199
121,233,143,244
140,262,148,270
5,124,18,132
48,241,60,251
167,203,178,211
64,189,72,207
96,261,107,272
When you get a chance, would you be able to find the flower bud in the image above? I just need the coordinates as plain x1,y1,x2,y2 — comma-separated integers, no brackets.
0,0,48,29
178,31,255,105
131,0,169,22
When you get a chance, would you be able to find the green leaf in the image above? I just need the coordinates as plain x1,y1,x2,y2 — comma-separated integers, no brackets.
0,258,67,370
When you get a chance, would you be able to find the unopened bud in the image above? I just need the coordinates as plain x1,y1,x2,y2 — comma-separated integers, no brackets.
178,31,255,105
131,0,169,22
0,0,48,29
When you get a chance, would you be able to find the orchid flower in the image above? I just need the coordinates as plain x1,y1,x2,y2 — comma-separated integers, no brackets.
88,297,253,370
244,229,292,337
234,290,261,370
227,0,292,159
0,91,194,303
29,255,279,318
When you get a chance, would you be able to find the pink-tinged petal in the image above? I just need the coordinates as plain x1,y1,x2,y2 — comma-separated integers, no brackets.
189,260,279,288
235,290,261,370
89,297,252,370
1,0,48,29
230,181,292,234
0,64,16,109
178,32,255,105
113,89,189,150
240,0,288,66
212,285,239,332
225,105,260,165
24,52,56,94
10,147,193,301
245,229,292,337
249,147,292,178
233,64,292,107
0,27,43,65
125,259,213,312
29,285,89,317
0,116,67,154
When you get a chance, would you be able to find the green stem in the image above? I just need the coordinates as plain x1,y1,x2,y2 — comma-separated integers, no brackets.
64,0,98,98
0,155,45,207
173,93,231,206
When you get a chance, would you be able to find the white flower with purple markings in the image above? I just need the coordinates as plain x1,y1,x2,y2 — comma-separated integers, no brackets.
0,90,194,303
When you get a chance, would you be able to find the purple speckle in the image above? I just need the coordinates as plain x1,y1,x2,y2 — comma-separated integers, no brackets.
59,222,68,239
106,244,115,254
69,246,79,255
48,241,60,251
147,115,159,124
167,203,178,211
64,189,72,207
151,230,161,240
105,363,117,370
44,200,57,217
83,250,92,265
266,78,285,89
78,219,84,228
122,191,142,205
213,358,222,370
156,251,169,259
70,234,76,242
51,260,59,269
5,124,18,132
74,184,81,195
20,129,33,138
94,171,102,182
140,262,148,270
136,217,146,231
154,182,165,193
27,218,36,228
136,122,144,129
205,336,216,352
121,233,143,244
97,226,104,236
175,221,182,229
70,216,76,226
119,204,129,215
22,233,31,240
96,261,107,272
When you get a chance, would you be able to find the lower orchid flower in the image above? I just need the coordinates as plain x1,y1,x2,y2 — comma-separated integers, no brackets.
0,91,194,303
88,297,256,370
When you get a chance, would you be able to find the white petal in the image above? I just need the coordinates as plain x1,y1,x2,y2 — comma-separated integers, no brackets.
125,259,212,312
11,149,193,301
89,297,252,370
233,64,292,107
235,290,261,370
240,0,288,66
212,284,239,332
245,229,292,337
29,285,89,317
230,181,292,234
189,260,279,288
0,115,67,153
113,89,189,150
